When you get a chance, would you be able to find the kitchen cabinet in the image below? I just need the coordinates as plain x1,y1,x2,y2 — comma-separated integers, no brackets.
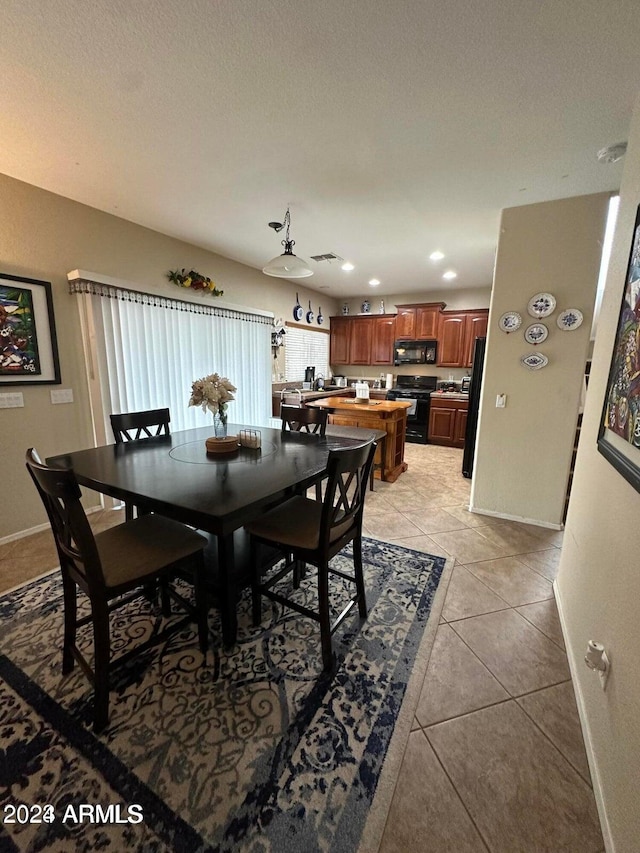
394,303,445,339
428,395,469,447
329,314,396,365
437,309,488,368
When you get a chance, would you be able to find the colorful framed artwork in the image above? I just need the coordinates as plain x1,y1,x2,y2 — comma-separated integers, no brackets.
597,204,640,493
0,273,61,385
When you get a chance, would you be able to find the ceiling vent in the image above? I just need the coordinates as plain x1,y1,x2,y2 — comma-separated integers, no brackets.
310,252,343,263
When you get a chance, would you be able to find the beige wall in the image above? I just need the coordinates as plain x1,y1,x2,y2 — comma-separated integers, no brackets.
471,193,610,527
556,98,640,850
0,173,338,540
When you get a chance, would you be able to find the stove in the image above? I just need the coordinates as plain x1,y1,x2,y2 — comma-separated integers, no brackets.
386,374,438,444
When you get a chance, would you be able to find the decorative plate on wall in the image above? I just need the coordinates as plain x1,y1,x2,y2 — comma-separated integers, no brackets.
498,311,522,332
521,352,549,370
527,292,556,318
524,323,548,345
557,308,583,330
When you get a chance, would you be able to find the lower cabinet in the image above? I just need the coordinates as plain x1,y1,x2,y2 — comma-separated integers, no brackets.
428,397,468,448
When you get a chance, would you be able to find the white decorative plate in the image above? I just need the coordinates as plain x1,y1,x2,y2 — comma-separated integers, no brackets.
524,323,548,345
527,292,556,318
521,352,549,370
556,308,583,330
499,311,522,332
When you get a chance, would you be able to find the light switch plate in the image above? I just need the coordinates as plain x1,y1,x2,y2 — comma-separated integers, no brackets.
50,388,74,404
496,394,506,408
0,392,24,408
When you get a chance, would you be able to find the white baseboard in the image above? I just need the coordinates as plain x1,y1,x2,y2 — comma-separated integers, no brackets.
553,580,614,853
0,505,103,547
467,504,564,530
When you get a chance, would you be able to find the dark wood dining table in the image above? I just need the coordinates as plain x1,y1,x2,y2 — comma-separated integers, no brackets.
47,424,380,647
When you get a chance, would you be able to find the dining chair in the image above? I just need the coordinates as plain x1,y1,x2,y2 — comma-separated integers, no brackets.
25,448,209,733
110,408,171,519
246,440,376,672
280,403,328,436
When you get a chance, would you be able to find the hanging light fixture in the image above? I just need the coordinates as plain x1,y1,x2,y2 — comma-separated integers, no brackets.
262,207,313,278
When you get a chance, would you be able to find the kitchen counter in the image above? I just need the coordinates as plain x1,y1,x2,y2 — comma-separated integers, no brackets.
430,390,470,401
307,396,410,482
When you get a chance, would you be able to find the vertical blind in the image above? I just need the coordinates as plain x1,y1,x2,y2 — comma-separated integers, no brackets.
73,282,272,433
284,325,330,382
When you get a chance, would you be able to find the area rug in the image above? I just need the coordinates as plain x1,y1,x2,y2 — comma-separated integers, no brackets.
0,539,451,853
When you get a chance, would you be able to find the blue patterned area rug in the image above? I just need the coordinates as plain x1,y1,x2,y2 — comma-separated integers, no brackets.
0,539,451,853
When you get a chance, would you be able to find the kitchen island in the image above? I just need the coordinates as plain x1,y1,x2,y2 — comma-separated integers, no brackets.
307,396,411,482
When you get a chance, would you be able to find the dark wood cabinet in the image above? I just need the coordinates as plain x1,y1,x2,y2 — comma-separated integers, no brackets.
428,396,468,447
350,317,373,364
437,310,489,367
395,303,445,339
329,317,351,364
416,306,442,338
395,307,416,339
371,315,396,364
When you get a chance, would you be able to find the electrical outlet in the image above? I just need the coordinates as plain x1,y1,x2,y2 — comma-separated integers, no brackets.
50,388,74,404
496,394,506,408
0,392,24,408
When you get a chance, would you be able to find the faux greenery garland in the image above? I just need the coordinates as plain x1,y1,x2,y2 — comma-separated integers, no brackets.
167,268,223,296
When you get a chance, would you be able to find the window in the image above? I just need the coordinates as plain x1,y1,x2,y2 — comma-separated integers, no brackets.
284,325,330,382
71,278,272,437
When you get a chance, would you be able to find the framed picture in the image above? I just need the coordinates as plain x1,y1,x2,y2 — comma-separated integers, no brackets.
597,204,640,493
0,273,61,385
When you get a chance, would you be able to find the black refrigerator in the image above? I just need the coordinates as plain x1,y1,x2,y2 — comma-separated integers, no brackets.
462,336,486,478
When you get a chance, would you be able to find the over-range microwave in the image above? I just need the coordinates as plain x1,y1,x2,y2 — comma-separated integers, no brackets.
393,339,438,366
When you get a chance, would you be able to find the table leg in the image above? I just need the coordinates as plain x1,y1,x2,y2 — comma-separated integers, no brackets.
217,533,237,647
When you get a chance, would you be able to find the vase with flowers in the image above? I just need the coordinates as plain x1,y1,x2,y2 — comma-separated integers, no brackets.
189,373,237,450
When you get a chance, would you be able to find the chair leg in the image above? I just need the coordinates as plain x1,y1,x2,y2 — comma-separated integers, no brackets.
317,562,333,671
159,577,171,616
250,538,262,627
193,556,209,654
92,600,111,732
62,576,77,674
353,535,368,619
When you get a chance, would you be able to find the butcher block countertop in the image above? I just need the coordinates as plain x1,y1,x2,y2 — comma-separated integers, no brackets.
307,396,412,415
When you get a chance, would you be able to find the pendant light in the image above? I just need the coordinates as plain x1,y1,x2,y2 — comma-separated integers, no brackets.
262,207,313,278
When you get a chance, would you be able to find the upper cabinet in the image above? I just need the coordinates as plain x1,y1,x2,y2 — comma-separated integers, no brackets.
329,317,351,364
371,315,396,364
395,303,446,339
329,314,396,365
350,316,374,364
437,310,489,367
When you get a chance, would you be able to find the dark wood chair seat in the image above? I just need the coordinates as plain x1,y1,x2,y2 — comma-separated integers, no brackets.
246,440,376,672
26,448,209,732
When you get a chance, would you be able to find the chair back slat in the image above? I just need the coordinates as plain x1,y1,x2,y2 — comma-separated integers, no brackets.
321,441,376,550
25,449,105,591
280,404,327,436
110,408,171,444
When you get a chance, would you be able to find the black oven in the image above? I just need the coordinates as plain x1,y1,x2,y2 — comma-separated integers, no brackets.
386,375,438,444
393,340,437,366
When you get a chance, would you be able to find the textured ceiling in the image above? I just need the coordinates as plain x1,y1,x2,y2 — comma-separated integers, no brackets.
1,0,638,297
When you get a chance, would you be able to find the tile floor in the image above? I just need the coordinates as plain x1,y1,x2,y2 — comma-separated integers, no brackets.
1,443,604,852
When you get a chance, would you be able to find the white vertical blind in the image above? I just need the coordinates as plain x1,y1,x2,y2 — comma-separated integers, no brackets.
284,326,330,382
81,286,272,433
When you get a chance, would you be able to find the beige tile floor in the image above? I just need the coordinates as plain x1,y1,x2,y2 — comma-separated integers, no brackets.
371,444,604,853
1,444,604,852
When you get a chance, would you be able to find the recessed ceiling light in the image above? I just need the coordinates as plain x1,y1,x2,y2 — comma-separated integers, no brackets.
369,278,380,287
443,270,457,280
341,262,354,271
429,251,444,261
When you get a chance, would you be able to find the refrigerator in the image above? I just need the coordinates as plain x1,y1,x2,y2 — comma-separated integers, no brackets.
462,336,486,478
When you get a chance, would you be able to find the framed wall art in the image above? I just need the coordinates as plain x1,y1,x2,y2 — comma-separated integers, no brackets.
597,204,640,493
0,273,61,385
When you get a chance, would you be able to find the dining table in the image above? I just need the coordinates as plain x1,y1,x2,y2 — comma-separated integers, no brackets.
47,423,380,648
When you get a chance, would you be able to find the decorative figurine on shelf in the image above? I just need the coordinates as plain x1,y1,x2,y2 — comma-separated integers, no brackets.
361,299,371,314
342,302,350,315
379,300,385,313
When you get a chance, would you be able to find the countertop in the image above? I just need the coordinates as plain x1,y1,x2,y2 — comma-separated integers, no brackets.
430,391,470,402
274,387,388,404
307,396,412,414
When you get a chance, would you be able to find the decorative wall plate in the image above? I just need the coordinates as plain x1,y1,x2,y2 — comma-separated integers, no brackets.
524,323,548,345
527,292,556,318
557,308,583,330
521,352,549,370
499,311,522,333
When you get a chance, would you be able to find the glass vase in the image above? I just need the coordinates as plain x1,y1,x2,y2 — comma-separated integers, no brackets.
213,411,227,439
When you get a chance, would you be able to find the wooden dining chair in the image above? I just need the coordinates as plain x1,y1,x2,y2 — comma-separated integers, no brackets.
246,440,376,672
110,408,171,519
26,448,209,733
280,404,328,436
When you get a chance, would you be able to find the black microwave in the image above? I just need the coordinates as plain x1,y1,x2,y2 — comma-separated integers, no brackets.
394,339,438,366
